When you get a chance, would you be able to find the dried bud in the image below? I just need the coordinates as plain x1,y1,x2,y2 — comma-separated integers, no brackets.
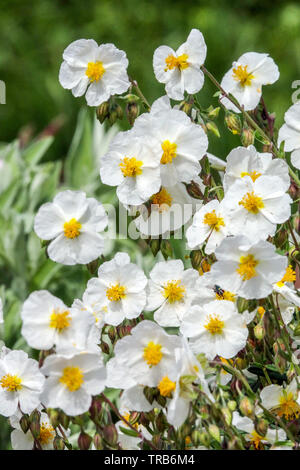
53,435,65,450
78,431,92,450
107,326,116,343
225,111,241,134
96,101,109,123
126,102,139,126
103,424,118,447
93,432,104,450
241,127,255,147
254,324,265,340
186,180,204,199
239,397,254,417
208,424,220,442
100,341,110,354
160,239,173,259
19,414,30,434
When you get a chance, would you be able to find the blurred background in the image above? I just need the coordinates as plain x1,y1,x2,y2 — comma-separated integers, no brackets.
1,0,300,159
0,0,300,449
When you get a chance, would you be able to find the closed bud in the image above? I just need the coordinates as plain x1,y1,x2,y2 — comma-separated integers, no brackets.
208,424,220,442
47,408,59,428
100,341,110,354
115,104,123,120
86,259,99,275
206,121,220,138
160,239,173,259
93,432,104,450
78,431,92,450
126,102,139,126
239,397,254,417
179,100,193,116
89,397,102,421
108,110,118,126
254,324,265,340
103,424,118,447
255,418,268,437
208,106,220,119
150,239,160,257
53,435,65,450
107,326,116,343
96,101,109,123
156,411,166,433
228,400,237,412
19,414,30,434
199,431,211,447
294,322,300,337
156,393,167,407
190,250,202,270
225,112,241,134
186,180,204,199
59,411,70,430
30,420,40,440
221,407,232,426
191,430,202,446
241,127,255,147
29,409,41,424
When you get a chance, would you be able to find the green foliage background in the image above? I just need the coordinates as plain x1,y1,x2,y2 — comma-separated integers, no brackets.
0,0,300,450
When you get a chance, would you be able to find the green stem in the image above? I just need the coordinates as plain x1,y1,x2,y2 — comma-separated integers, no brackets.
130,79,151,110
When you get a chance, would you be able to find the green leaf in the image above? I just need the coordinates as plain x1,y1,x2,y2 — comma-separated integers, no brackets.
119,426,140,438
23,136,54,165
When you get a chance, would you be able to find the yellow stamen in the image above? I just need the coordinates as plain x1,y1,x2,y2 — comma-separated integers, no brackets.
276,265,296,288
215,291,235,302
203,210,225,232
106,284,126,302
240,171,262,182
239,191,264,214
161,140,177,164
85,61,105,82
151,188,173,211
158,376,176,397
204,314,224,335
277,392,300,420
123,412,138,429
143,341,162,367
250,430,264,450
49,310,71,332
119,157,143,177
165,53,189,71
63,218,82,239
237,254,258,281
0,374,22,392
198,260,211,276
59,366,83,392
257,306,265,318
232,65,255,87
163,280,185,303
39,422,55,446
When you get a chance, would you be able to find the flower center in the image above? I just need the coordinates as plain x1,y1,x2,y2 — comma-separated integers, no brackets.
85,61,105,82
203,210,225,232
0,374,22,392
123,412,139,429
215,290,235,302
161,140,177,164
119,157,143,177
163,280,185,303
150,188,173,211
49,310,71,332
165,53,189,71
237,254,258,281
63,218,82,239
276,265,296,288
240,170,262,182
277,392,300,420
158,376,176,397
106,283,126,302
250,430,264,450
39,422,55,446
143,341,163,367
232,65,254,87
59,366,84,392
204,314,224,335
239,191,264,214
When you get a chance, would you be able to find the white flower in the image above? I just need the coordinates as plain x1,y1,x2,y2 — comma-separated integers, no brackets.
0,298,3,324
232,412,286,449
21,290,94,353
59,39,130,106
0,349,45,417
192,272,237,306
10,409,59,450
108,320,180,387
186,199,229,254
34,190,108,265
41,351,106,416
180,300,248,359
133,182,203,238
133,101,208,187
220,52,279,111
146,259,200,327
278,102,300,170
100,131,161,205
223,145,290,193
85,252,147,326
153,29,207,100
273,265,300,323
222,175,291,240
210,236,287,299
259,379,300,420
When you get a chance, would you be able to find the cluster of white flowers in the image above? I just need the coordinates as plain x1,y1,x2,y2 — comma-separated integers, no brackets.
1,28,299,451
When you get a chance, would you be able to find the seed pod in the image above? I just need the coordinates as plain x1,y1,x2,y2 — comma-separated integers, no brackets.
78,431,92,450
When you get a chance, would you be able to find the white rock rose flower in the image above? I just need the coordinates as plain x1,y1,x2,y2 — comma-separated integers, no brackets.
59,39,130,106
34,190,108,265
278,101,300,169
153,29,207,100
232,412,286,449
259,379,300,421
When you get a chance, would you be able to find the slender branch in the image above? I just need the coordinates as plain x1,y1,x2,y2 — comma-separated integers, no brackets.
130,79,151,110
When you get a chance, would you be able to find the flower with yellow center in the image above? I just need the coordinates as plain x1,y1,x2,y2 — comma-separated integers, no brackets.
232,65,255,87
85,61,105,82
49,310,71,332
150,188,173,211
277,392,300,420
237,254,258,281
39,422,55,446
203,210,225,232
215,291,235,302
239,191,264,214
276,265,296,288
163,280,185,303
0,374,22,392
106,283,126,302
63,218,82,239
119,157,143,177
165,54,189,71
59,366,84,392
204,314,224,335
240,170,261,182
143,341,163,367
161,140,177,164
158,376,176,397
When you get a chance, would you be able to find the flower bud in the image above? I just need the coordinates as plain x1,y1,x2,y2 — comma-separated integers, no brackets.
199,431,211,447
208,106,220,120
179,100,193,116
185,180,204,199
160,240,173,260
59,411,70,430
225,112,241,134
206,121,220,138
190,250,202,270
254,324,265,340
241,127,255,147
150,239,160,257
96,101,109,123
47,408,59,428
89,396,102,421
100,341,110,354
19,414,30,434
228,400,237,412
239,397,254,417
255,418,268,437
93,432,104,450
126,102,139,126
103,424,118,447
208,424,220,442
53,435,65,450
294,322,300,337
221,407,232,426
107,326,116,343
78,431,92,450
